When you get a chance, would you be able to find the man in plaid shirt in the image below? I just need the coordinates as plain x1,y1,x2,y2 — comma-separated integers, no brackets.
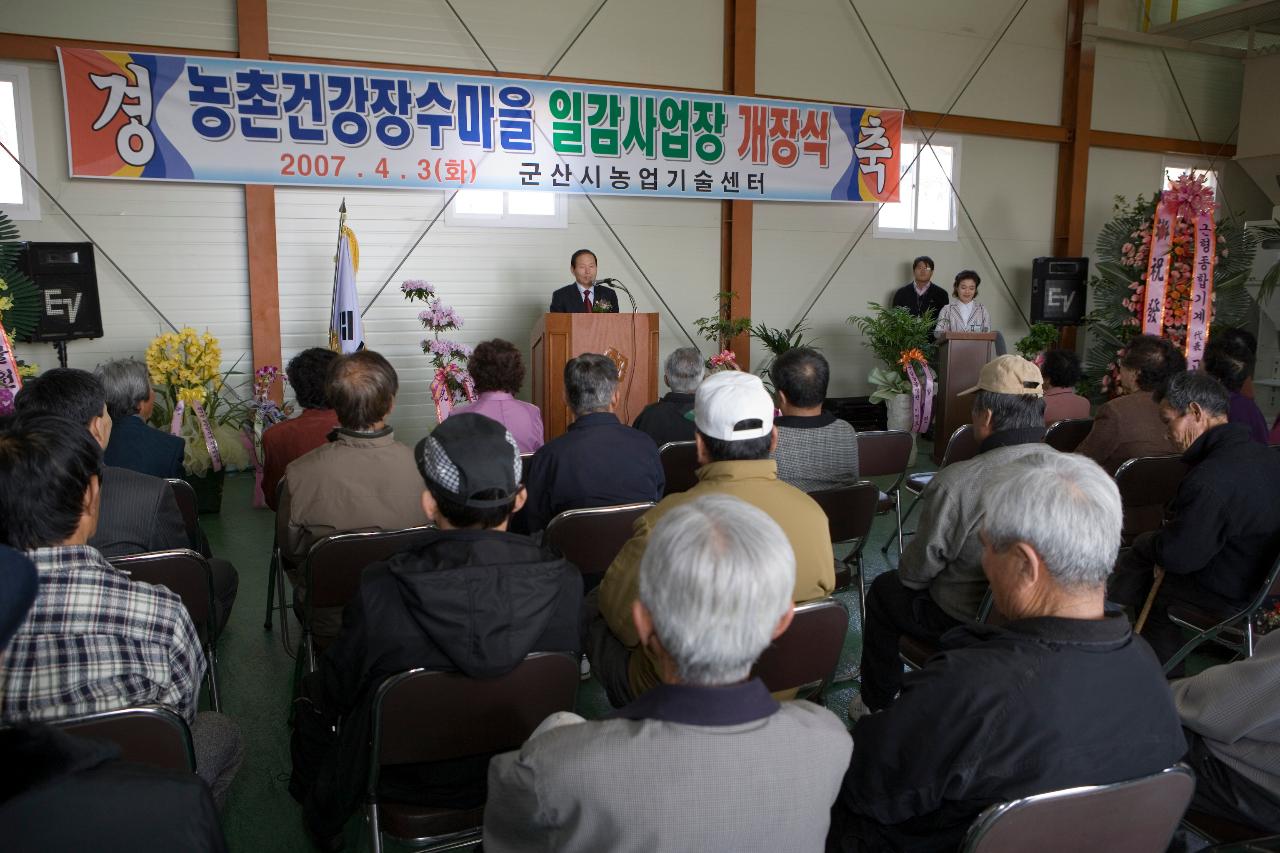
0,411,241,808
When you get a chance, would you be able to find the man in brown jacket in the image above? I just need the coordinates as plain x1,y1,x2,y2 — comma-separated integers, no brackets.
279,350,429,640
587,370,836,707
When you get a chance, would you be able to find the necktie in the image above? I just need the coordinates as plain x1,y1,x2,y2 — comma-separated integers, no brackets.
583,290,592,312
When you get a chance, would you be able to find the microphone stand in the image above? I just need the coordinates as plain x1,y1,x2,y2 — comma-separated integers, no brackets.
601,278,638,313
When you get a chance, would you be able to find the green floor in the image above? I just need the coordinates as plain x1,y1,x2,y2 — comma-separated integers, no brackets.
202,443,937,852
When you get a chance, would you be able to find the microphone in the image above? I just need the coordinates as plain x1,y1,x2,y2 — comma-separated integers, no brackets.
597,279,637,312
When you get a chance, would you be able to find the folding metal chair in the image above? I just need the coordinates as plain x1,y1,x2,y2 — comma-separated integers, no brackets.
544,502,654,576
109,549,223,712
1113,455,1187,546
164,478,205,554
366,653,579,853
1044,417,1094,453
54,705,195,772
1162,550,1280,674
896,424,979,544
848,430,911,555
807,481,880,621
658,440,699,496
750,597,849,702
960,764,1194,853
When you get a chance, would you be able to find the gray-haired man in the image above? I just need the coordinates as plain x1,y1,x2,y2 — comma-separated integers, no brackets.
632,346,703,447
830,453,1187,852
95,358,185,479
519,353,664,533
485,494,851,853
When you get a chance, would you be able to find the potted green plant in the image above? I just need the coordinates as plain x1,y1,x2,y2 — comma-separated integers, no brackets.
848,303,937,464
1015,323,1061,363
693,291,752,370
752,320,814,389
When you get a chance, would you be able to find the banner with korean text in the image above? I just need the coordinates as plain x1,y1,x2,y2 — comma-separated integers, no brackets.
59,47,903,204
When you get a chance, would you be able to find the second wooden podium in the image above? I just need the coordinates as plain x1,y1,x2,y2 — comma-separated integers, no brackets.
530,312,659,441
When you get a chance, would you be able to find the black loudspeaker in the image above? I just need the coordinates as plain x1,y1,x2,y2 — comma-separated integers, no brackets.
17,242,104,342
1030,257,1088,325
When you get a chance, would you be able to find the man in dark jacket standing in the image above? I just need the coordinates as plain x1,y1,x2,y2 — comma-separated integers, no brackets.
290,413,582,848
1111,371,1280,666
890,255,949,319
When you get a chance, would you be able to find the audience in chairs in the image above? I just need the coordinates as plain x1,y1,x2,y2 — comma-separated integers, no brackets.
485,495,851,852
830,452,1187,853
518,353,664,533
1077,334,1184,473
632,345,703,447
279,350,428,641
95,357,186,479
262,347,338,511
1203,333,1269,445
1110,371,1280,667
858,355,1054,712
1040,348,1091,425
449,338,545,453
0,413,242,810
589,370,835,707
290,413,580,850
15,368,239,629
771,346,859,491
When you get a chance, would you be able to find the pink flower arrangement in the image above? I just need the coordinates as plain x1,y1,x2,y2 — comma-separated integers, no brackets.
1165,172,1217,221
402,279,476,420
706,349,740,372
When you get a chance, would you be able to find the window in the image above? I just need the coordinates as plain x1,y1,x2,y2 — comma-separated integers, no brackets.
0,63,40,220
444,189,566,229
873,135,960,241
1162,159,1218,198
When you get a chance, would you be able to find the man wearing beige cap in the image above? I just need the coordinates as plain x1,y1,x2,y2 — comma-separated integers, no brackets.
858,354,1057,712
589,370,836,707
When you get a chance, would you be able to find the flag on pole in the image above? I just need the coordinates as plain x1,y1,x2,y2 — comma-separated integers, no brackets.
329,201,364,353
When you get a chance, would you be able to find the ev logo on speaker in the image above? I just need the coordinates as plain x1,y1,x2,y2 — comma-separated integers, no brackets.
44,290,83,324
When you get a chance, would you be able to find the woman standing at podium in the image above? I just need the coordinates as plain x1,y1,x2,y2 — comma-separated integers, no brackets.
934,270,991,340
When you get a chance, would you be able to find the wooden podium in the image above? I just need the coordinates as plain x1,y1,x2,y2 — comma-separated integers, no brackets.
530,312,659,441
933,332,997,464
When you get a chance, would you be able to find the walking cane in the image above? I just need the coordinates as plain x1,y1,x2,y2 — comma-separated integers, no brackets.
1135,566,1165,634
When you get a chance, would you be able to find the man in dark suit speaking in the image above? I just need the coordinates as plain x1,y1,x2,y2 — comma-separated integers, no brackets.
549,249,620,313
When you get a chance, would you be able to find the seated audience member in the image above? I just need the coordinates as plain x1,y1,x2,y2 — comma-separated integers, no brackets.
771,346,858,491
0,413,242,810
95,357,185,479
1111,371,1280,666
280,350,429,641
15,368,239,628
1204,335,1268,445
0,544,227,852
261,347,339,511
1076,334,1185,473
485,495,851,853
830,452,1187,852
859,355,1054,712
590,370,835,707
449,338,544,453
1040,348,1091,425
519,353,664,533
933,269,991,339
632,346,703,447
290,413,581,848
1172,629,1280,834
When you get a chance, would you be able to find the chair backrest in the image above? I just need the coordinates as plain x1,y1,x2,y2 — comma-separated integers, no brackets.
960,764,1195,853
55,706,195,772
306,526,438,610
519,453,534,486
750,598,849,698
1044,418,1094,453
544,502,654,575
855,430,914,479
807,481,880,545
109,549,215,645
1113,454,1188,517
369,652,578,793
940,423,980,468
659,440,699,496
164,478,202,552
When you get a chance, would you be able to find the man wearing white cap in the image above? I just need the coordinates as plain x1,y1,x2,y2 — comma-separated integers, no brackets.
589,370,836,707
858,354,1057,713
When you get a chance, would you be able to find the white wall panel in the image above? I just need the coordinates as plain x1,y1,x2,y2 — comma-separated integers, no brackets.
4,0,237,51
1093,43,1243,142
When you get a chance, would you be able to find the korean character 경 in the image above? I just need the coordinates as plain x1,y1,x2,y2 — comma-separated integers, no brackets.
498,86,534,153
587,92,622,157
623,95,657,158
370,78,413,149
91,62,155,166
235,68,281,142
550,90,584,155
457,84,495,150
415,82,454,148
328,76,371,146
691,101,726,163
658,97,691,160
188,65,234,141
281,71,326,143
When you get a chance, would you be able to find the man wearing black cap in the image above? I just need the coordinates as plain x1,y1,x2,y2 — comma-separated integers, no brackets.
290,413,582,850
